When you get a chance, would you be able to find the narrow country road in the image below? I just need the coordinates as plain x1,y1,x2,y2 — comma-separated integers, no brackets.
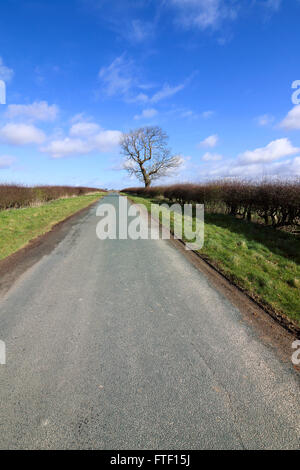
0,194,299,450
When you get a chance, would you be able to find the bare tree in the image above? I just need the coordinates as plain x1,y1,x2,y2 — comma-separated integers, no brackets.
120,126,182,187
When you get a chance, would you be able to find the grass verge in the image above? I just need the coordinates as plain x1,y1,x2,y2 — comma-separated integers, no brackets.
126,194,300,327
0,193,104,261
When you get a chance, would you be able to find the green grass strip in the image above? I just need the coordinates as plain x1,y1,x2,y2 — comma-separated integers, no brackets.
126,194,300,326
0,193,104,261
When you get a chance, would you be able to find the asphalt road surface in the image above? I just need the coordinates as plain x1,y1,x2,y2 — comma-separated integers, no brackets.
0,194,299,449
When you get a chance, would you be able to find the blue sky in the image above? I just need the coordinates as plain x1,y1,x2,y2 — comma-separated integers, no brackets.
0,0,300,189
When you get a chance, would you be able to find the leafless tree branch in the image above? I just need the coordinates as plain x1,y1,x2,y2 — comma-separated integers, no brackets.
120,126,181,187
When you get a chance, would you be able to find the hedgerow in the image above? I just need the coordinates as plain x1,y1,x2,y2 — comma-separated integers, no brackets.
123,180,300,228
0,184,104,210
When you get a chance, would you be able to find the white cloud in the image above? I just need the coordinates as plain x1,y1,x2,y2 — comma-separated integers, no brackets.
92,130,122,152
202,152,223,161
41,138,91,159
202,156,300,180
255,114,274,126
0,57,14,82
0,123,46,145
70,122,101,137
42,128,122,158
197,136,299,181
270,156,300,176
5,101,59,122
280,105,300,130
199,134,219,148
134,108,158,120
0,155,15,169
286,156,300,175
238,138,299,165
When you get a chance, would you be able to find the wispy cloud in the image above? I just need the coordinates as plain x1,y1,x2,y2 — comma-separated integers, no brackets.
0,155,15,169
70,112,93,124
127,19,155,43
99,55,135,98
181,110,194,118
202,152,223,161
99,55,188,104
133,81,187,104
255,114,275,127
168,0,238,31
264,0,282,11
150,83,185,103
201,110,215,119
82,0,157,45
167,0,282,32
134,108,158,120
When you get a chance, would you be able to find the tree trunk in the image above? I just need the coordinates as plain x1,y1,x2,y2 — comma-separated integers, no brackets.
140,165,151,187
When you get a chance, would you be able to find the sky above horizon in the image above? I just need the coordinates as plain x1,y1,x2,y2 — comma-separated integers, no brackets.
0,0,300,189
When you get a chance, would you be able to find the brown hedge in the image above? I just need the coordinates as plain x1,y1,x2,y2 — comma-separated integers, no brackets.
0,184,104,210
123,181,300,228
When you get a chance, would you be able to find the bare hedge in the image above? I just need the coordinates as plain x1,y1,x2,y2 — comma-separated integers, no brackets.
0,184,104,210
123,181,300,228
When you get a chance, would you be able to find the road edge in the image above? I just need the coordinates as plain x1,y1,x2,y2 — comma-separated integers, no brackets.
126,194,300,340
0,197,102,298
